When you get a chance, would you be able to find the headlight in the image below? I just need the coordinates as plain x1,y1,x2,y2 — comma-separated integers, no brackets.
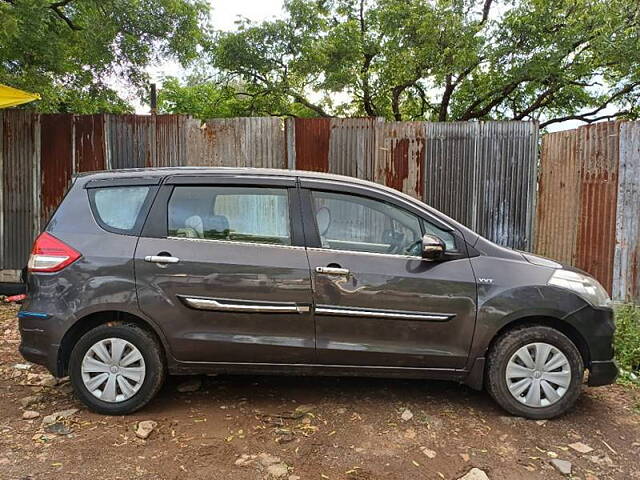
547,269,611,308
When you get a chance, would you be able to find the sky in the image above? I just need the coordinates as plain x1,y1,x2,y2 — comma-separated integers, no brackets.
135,0,600,132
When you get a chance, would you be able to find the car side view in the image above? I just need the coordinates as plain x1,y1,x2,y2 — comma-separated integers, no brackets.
18,168,617,419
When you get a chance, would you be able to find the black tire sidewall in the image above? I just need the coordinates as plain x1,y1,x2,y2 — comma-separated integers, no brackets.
487,326,584,420
69,324,164,415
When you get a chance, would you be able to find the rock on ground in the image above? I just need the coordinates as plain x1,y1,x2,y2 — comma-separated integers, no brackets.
135,420,158,439
458,468,490,480
550,459,572,476
22,410,40,420
41,408,78,427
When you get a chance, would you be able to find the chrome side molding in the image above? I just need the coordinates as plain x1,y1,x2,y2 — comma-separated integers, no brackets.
179,295,309,314
315,305,453,322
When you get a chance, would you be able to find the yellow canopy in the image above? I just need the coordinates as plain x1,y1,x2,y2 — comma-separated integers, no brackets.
0,84,40,109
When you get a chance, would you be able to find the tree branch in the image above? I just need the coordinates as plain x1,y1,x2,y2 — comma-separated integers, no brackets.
48,0,82,31
359,0,377,116
540,82,640,127
480,0,493,25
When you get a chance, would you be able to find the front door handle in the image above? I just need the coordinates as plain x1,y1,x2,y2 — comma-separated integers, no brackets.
316,266,350,276
145,255,180,264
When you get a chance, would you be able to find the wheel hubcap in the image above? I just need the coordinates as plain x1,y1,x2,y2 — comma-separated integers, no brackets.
505,342,571,408
81,338,146,403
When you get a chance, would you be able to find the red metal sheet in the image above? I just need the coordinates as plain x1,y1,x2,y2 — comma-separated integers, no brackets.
74,115,106,172
574,122,620,292
293,118,330,172
40,114,73,226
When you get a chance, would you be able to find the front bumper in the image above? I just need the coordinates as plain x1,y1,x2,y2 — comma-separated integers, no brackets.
565,304,618,387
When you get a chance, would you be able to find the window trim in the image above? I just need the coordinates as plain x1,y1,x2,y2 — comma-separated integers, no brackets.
301,186,468,259
87,185,158,236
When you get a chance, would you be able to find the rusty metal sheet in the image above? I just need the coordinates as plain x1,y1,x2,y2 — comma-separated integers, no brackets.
574,122,620,293
374,122,425,199
74,114,106,172
292,118,330,172
536,121,620,293
1,110,39,270
535,129,581,264
40,114,73,226
187,117,286,168
614,123,640,303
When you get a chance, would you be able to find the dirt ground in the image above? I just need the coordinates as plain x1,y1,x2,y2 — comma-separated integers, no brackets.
0,304,638,480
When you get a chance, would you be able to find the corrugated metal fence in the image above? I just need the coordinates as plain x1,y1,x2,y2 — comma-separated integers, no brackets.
2,112,538,283
536,121,640,303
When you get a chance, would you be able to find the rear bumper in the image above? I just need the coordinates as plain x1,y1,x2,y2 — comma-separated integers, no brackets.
588,360,618,386
18,316,60,376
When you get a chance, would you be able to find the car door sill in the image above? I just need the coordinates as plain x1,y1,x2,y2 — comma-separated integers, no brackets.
171,361,468,380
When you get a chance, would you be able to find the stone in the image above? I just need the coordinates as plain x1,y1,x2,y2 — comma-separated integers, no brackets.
20,395,43,409
288,476,300,480
400,408,413,421
460,453,470,462
177,377,202,393
22,410,40,420
266,463,289,478
457,468,490,480
135,420,157,439
420,447,437,459
550,459,572,476
257,453,288,478
235,454,256,467
44,422,72,435
568,442,594,454
41,408,78,427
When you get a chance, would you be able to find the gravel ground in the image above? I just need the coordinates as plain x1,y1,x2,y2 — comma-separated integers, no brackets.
1,303,639,480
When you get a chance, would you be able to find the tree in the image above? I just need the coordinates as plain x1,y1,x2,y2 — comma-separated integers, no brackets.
200,0,640,126
158,74,317,120
0,0,210,113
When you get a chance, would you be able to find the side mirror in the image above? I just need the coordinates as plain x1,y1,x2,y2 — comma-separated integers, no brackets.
421,234,446,261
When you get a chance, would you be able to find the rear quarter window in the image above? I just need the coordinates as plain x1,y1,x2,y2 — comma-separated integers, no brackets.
88,186,152,235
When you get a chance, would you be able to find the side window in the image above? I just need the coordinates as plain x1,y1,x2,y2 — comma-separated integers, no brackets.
168,186,291,246
89,186,151,234
312,191,423,255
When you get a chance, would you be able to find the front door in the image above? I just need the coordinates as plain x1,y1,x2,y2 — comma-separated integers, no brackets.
301,183,477,369
135,176,315,364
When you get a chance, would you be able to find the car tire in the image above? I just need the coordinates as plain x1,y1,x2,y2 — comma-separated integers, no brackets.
69,323,165,415
486,325,584,420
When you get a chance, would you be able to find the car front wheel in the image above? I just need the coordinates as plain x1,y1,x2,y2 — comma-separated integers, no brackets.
69,323,165,415
486,325,584,419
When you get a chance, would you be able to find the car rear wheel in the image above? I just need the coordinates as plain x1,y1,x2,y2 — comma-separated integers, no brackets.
486,325,584,419
69,324,165,415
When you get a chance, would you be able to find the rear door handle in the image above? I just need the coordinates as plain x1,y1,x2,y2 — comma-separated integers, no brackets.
145,255,180,264
316,266,350,276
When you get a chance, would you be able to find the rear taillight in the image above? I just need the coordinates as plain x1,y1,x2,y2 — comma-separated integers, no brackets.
27,232,81,272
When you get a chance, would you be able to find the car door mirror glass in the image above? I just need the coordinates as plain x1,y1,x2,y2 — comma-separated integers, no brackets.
421,234,446,260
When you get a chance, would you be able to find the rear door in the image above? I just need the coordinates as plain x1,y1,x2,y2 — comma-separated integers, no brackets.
134,174,315,364
300,180,477,369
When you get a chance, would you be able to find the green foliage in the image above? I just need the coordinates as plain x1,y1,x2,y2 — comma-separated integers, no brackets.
157,75,316,120
0,0,210,113
197,0,640,125
614,304,640,386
